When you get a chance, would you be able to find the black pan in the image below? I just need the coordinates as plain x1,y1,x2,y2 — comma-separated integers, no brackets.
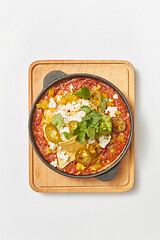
28,70,134,181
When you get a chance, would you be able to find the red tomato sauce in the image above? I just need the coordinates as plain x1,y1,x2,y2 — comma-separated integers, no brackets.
33,78,131,175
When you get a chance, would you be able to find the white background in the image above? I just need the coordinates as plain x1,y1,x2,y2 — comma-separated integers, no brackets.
0,0,160,239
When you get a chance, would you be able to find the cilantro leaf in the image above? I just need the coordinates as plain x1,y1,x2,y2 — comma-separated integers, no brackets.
101,98,108,112
83,109,101,125
73,110,101,143
72,108,112,143
72,126,80,136
72,120,87,143
52,113,64,129
80,106,91,113
86,127,95,138
76,131,86,144
73,86,91,99
78,120,87,130
63,132,71,140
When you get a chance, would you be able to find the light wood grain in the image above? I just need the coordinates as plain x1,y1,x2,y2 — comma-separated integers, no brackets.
28,60,135,193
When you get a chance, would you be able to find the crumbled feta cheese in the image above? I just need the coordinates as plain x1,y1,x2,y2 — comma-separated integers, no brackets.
50,159,57,167
59,127,70,134
59,127,70,141
58,146,62,150
98,135,111,148
56,102,81,112
88,138,95,145
61,134,66,141
75,102,81,111
56,95,61,103
49,142,57,150
69,84,74,91
105,107,118,117
81,100,91,107
113,94,118,99
67,110,86,122
49,98,56,108
108,98,113,102
71,102,81,111
54,101,87,124
57,151,69,163
63,103,72,111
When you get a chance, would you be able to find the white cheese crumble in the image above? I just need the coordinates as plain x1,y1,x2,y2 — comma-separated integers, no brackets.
59,127,70,141
98,135,111,148
113,94,118,99
105,106,118,117
67,110,86,122
56,102,81,112
60,135,66,141
88,138,95,145
49,142,57,151
54,107,86,124
57,151,69,163
50,159,57,167
59,127,70,134
56,95,61,103
108,98,113,102
81,100,91,107
54,100,90,124
69,84,74,91
49,98,56,108
71,102,82,111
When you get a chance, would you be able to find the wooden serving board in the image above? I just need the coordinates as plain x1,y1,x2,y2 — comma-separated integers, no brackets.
28,60,135,193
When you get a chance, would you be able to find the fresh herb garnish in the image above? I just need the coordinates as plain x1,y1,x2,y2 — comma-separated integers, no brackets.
80,106,91,113
73,109,112,143
63,132,71,140
83,109,101,125
72,121,87,143
52,113,64,129
100,98,108,112
86,126,95,138
76,131,86,144
73,86,91,99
